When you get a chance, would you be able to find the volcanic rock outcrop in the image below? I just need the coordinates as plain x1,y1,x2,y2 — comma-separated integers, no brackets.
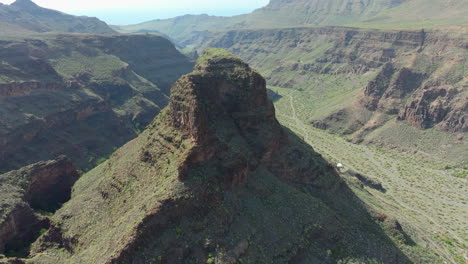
0,156,79,257
24,49,410,264
398,81,467,132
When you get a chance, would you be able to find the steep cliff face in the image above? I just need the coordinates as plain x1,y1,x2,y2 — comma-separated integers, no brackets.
0,157,79,257
362,64,427,114
186,27,467,136
25,50,412,264
0,34,193,173
398,81,467,132
0,0,115,35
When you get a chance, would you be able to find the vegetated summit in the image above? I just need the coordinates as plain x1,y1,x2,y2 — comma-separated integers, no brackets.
0,0,115,35
19,50,414,263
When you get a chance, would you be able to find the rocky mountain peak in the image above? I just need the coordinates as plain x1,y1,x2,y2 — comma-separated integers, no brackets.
11,0,38,8
167,48,281,150
22,49,410,264
152,48,286,186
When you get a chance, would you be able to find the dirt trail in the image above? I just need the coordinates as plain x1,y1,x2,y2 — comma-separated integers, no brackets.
288,95,310,141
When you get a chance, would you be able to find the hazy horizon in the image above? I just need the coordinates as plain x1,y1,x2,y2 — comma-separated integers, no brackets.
0,0,270,24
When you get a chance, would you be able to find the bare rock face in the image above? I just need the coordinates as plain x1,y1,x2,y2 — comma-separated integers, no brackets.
0,156,79,256
21,156,80,211
362,62,396,110
362,63,426,114
0,203,43,254
398,83,467,132
167,53,287,187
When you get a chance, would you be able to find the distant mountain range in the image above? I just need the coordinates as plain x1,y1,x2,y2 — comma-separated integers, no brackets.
0,0,115,35
117,0,468,43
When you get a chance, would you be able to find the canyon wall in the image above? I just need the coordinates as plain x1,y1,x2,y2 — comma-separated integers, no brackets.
187,27,467,134
0,34,193,173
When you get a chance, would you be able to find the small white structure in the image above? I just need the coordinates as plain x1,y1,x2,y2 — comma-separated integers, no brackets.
337,163,344,168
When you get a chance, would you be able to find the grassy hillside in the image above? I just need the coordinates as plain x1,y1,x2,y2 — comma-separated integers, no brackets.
352,0,468,29
115,14,244,42
245,0,405,27
0,0,116,35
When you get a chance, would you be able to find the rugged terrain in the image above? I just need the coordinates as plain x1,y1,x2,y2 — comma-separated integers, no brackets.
0,156,79,258
183,27,467,161
0,0,115,35
0,50,434,264
117,1,467,161
117,0,468,43
117,2,467,262
183,34,467,264
0,0,466,263
0,33,193,173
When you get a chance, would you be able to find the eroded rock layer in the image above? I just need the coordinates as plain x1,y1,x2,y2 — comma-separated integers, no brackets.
186,27,466,134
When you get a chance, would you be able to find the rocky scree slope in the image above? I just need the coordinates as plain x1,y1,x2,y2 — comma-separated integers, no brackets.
187,27,467,157
21,49,415,264
0,34,193,173
0,0,115,35
0,156,79,259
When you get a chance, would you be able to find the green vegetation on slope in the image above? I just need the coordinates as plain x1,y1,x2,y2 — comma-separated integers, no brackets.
195,48,240,65
0,33,193,173
270,86,468,263
22,50,419,264
352,0,468,29
177,27,468,263
191,27,467,161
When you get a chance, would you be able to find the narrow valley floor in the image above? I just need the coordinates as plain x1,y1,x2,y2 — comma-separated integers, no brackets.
272,88,468,264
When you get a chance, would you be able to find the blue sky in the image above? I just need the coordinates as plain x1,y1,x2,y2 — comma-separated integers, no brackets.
0,0,270,24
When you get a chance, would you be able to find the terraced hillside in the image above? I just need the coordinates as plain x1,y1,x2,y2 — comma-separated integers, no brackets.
0,33,193,173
